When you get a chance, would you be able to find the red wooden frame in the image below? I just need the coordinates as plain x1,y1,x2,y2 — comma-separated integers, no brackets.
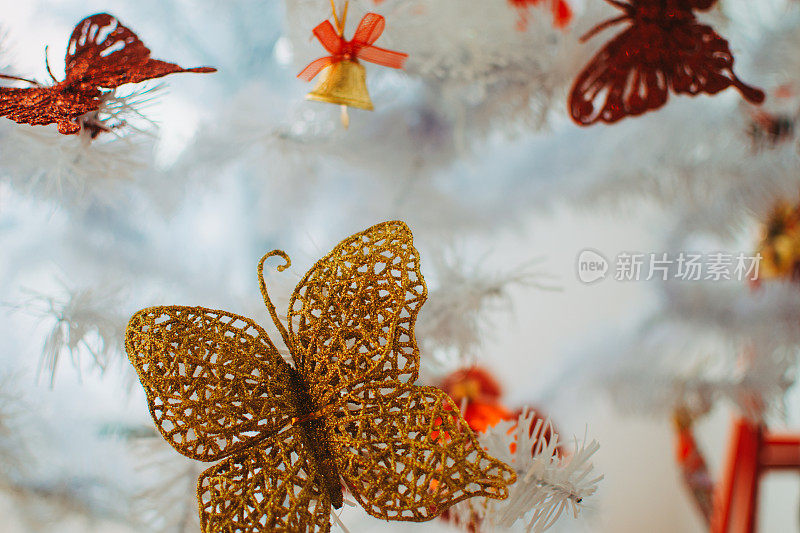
711,418,800,533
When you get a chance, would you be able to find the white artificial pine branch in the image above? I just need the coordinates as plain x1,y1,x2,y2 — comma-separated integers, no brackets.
0,125,150,208
17,284,127,384
604,335,797,420
657,278,800,348
568,100,799,233
0,373,31,478
419,256,557,369
0,373,132,531
285,0,594,133
452,410,601,532
0,85,163,209
131,438,203,533
93,84,164,137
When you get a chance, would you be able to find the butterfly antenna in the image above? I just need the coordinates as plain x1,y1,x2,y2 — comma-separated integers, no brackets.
44,46,58,83
579,14,628,42
258,250,293,350
0,73,40,86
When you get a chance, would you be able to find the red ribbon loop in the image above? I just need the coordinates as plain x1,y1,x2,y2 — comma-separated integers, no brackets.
298,13,408,81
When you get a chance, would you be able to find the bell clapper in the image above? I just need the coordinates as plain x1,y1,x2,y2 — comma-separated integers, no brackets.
340,105,350,129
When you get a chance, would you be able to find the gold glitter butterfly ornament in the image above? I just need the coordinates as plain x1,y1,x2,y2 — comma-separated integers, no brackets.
125,221,515,532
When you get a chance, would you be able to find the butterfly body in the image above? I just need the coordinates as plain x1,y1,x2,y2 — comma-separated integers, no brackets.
0,84,97,134
286,365,345,510
126,222,514,532
0,13,215,135
619,1,697,24
569,0,764,125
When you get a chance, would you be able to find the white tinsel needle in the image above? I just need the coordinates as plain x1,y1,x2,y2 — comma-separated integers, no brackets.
331,508,351,533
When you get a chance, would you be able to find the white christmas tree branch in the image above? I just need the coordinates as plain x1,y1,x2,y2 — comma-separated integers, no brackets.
14,284,127,385
452,410,601,532
420,255,558,369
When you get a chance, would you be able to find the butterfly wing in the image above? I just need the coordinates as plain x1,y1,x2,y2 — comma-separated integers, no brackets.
667,21,764,104
287,220,427,407
329,384,515,521
198,426,332,533
569,23,670,125
126,306,301,461
684,0,717,10
197,428,331,533
570,13,764,125
0,86,98,134
285,221,512,520
65,13,215,89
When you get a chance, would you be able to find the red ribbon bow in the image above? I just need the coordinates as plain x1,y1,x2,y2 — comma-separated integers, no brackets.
298,13,408,82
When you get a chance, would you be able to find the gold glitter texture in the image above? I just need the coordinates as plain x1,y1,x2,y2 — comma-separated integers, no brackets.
126,221,515,533
756,200,800,282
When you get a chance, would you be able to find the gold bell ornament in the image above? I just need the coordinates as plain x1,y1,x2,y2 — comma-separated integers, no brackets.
307,60,373,112
298,1,408,127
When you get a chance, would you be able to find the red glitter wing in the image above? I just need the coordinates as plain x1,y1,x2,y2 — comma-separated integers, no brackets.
569,16,764,125
684,0,717,10
0,13,215,135
627,0,715,8
0,86,96,134
569,24,669,125
668,22,764,102
64,13,216,89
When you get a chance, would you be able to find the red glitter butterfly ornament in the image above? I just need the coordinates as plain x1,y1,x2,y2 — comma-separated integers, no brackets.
569,0,765,126
0,13,216,136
